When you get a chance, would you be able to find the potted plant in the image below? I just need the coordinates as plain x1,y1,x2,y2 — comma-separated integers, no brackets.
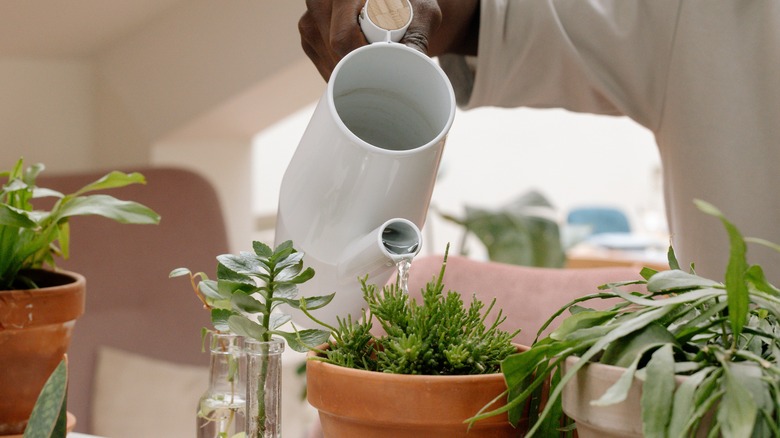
0,158,160,435
472,200,780,437
302,248,524,437
171,240,333,438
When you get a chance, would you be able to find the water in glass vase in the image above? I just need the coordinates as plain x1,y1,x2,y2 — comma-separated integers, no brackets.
197,396,246,438
197,332,247,438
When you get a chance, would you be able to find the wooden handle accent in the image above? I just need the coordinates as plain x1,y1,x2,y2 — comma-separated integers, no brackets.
366,0,412,31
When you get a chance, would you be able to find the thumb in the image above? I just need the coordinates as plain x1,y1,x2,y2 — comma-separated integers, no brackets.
399,1,442,55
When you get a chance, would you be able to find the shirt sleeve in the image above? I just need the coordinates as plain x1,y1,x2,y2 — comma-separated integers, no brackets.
441,0,682,131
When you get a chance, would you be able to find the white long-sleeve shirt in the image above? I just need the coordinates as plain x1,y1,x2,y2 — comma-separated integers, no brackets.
441,0,780,283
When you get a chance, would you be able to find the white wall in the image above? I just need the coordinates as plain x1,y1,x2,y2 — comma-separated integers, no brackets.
0,58,94,172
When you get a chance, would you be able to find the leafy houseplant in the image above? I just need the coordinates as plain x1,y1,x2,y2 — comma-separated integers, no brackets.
438,190,567,268
0,158,160,434
171,241,333,438
303,249,523,437
473,200,780,437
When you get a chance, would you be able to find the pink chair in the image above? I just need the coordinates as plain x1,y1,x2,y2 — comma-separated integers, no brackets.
38,167,229,434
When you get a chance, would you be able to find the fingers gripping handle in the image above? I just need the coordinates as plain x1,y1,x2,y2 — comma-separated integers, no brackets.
359,0,413,43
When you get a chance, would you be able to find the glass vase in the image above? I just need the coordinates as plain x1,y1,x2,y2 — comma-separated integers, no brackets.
245,337,285,438
197,332,246,438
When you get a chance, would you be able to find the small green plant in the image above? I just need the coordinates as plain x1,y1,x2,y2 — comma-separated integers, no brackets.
473,200,780,437
171,240,333,438
305,248,520,375
0,157,160,290
438,190,566,268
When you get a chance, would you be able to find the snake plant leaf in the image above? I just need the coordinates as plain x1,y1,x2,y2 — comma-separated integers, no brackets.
55,194,160,224
641,344,675,438
23,358,68,438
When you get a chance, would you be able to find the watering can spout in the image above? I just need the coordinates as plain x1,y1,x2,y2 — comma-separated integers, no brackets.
339,219,422,280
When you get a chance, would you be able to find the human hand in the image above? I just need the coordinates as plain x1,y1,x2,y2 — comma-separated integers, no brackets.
299,0,479,81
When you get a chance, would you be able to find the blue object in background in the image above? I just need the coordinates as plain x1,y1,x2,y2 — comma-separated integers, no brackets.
567,206,631,235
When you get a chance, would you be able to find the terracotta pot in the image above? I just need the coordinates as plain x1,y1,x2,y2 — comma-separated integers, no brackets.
562,357,710,438
0,269,86,435
306,347,524,438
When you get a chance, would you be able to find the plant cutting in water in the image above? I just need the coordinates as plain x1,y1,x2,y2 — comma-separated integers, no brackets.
171,240,333,438
304,247,520,376
471,200,780,437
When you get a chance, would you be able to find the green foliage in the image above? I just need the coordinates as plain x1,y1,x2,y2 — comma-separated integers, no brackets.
170,240,332,352
23,358,68,438
473,200,780,437
311,251,520,375
438,190,566,268
0,158,160,289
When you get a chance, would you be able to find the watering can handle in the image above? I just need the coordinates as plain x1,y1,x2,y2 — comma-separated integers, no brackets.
359,0,413,43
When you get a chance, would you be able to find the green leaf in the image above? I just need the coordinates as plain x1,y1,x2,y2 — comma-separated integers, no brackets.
274,328,330,352
641,344,675,438
290,267,315,284
600,323,677,368
73,170,147,195
646,269,720,293
695,199,749,341
217,253,261,277
211,309,233,332
56,194,160,224
719,361,758,438
278,293,336,310
590,353,641,406
231,292,266,314
549,310,617,341
252,241,273,257
227,315,268,341
23,358,68,438
667,367,712,437
269,313,291,330
0,204,37,227
168,267,194,278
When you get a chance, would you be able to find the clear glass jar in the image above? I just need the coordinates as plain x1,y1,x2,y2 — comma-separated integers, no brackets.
245,337,285,438
196,332,246,438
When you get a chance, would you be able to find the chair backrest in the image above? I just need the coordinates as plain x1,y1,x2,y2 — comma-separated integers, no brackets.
567,206,631,235
38,167,229,433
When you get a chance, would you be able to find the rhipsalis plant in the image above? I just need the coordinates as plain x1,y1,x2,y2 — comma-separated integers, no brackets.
472,200,780,437
305,249,520,375
1,157,160,289
171,240,333,438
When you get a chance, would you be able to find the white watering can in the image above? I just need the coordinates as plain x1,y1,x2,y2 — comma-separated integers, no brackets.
275,0,456,325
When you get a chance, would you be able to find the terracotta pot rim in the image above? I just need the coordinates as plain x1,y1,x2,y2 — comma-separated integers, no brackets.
0,269,86,329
